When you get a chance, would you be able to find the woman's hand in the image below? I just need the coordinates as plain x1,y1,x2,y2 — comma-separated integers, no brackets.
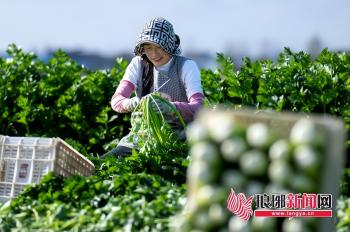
159,92,172,101
122,96,140,112
151,98,173,114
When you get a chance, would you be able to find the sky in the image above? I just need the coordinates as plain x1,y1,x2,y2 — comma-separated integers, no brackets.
1,0,350,58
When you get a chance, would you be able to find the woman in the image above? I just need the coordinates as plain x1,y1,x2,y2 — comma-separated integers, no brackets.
102,17,204,158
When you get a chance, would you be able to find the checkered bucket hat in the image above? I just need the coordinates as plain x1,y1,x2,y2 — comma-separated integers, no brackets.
134,17,181,56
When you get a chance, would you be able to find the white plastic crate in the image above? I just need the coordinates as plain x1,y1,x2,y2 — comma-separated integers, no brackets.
0,136,95,203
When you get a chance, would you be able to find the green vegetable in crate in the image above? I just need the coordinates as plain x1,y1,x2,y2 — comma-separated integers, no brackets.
221,136,247,163
207,203,228,226
221,169,246,192
293,144,321,178
268,159,293,186
186,121,210,144
190,141,220,166
206,114,241,142
251,217,277,232
239,149,269,177
182,208,227,231
246,122,273,148
187,161,218,188
282,218,313,232
191,210,213,230
264,183,289,195
245,180,265,196
290,119,323,146
289,173,317,193
228,216,250,232
195,185,226,207
268,139,292,161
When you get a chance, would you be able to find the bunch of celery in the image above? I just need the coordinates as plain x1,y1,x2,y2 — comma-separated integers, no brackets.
131,93,186,152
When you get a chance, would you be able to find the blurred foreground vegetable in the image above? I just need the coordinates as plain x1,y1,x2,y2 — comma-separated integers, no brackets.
172,109,345,232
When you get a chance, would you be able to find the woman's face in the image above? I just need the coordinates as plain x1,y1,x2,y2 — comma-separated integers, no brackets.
143,43,172,67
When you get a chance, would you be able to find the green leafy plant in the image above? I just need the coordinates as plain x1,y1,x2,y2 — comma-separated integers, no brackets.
131,93,186,152
1,45,350,231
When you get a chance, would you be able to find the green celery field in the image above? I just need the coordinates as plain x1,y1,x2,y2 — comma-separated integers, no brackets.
0,44,349,231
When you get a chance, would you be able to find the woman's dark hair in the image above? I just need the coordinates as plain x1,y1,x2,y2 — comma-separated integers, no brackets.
141,54,154,97
175,34,180,51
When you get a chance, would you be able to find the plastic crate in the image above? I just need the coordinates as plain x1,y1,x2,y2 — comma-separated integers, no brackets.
0,136,95,203
188,109,345,197
176,109,346,232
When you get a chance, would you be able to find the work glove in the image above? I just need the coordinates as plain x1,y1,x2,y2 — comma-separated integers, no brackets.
122,96,140,112
151,98,182,129
151,98,173,115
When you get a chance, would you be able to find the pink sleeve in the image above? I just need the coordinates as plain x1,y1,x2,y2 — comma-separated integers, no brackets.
111,80,136,113
173,92,205,122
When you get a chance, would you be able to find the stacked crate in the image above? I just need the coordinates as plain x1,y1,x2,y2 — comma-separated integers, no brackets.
0,136,95,203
